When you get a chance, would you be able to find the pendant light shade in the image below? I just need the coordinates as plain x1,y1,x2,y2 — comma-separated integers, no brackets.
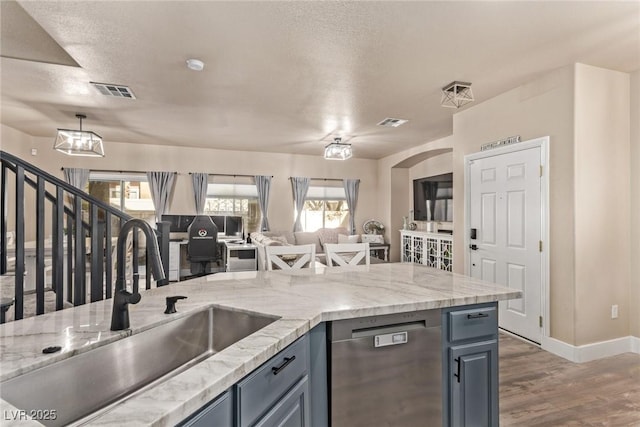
324,137,352,160
54,114,104,157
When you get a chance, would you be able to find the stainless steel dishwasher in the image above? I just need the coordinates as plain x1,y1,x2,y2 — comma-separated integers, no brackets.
329,309,442,427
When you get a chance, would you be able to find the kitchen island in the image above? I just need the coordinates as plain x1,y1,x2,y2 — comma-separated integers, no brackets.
0,263,520,426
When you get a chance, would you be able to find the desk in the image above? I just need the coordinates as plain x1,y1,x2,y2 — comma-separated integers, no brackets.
369,243,390,262
223,242,257,272
169,240,255,280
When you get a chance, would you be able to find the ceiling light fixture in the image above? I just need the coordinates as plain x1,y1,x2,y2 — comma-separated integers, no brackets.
53,114,104,157
324,137,352,160
186,58,205,71
440,81,474,108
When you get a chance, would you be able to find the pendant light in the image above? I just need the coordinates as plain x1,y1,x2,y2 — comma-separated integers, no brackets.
54,114,105,157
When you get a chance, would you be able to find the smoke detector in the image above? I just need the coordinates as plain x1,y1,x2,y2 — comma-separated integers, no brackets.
186,59,205,71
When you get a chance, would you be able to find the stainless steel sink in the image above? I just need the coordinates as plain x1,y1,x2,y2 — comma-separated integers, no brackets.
0,307,276,426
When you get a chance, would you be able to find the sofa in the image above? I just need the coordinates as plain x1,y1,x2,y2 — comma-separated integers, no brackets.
250,227,351,270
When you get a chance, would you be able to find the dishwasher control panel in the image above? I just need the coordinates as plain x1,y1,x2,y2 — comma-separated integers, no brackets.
374,331,408,347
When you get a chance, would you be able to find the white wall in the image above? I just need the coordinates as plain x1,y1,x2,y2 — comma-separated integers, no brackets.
573,63,631,345
630,69,640,339
1,125,381,239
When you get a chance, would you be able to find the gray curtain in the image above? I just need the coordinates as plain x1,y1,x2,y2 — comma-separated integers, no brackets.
146,171,176,222
343,178,360,235
191,172,208,215
254,175,272,231
291,177,310,232
63,168,90,190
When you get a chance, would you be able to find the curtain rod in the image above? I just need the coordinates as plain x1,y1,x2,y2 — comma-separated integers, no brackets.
291,177,344,182
61,167,177,174
189,173,273,178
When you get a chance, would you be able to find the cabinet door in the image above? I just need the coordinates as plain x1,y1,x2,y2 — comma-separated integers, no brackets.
254,376,310,427
449,340,498,427
413,235,424,264
179,391,232,427
401,233,412,262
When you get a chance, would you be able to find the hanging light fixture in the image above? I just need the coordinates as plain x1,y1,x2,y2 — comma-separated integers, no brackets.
54,114,105,157
440,81,474,108
324,137,352,160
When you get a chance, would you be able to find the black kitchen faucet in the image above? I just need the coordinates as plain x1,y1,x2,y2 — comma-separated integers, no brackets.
110,219,166,331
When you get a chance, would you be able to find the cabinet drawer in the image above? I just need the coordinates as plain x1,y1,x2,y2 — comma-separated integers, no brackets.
448,306,497,342
237,335,309,427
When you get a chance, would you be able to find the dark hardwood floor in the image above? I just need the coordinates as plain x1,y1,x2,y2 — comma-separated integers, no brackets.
500,333,640,426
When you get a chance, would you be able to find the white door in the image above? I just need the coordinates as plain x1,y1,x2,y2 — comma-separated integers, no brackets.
467,146,542,343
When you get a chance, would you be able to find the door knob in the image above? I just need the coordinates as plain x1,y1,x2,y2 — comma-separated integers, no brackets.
469,244,478,250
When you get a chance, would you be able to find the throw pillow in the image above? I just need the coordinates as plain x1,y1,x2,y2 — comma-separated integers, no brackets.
294,232,323,253
338,234,360,243
263,238,284,246
270,235,291,246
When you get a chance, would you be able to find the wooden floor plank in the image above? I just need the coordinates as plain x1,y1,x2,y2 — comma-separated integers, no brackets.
500,333,640,426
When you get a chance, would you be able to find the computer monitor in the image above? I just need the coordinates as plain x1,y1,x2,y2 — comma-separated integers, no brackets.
211,216,225,234
225,216,243,237
161,214,181,232
162,214,195,232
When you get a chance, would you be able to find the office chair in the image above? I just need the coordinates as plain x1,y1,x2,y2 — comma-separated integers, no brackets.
187,215,218,276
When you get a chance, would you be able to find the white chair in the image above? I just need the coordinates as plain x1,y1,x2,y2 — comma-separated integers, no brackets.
265,244,316,271
324,242,370,267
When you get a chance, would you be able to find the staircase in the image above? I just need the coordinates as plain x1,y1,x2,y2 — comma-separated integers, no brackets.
0,151,170,323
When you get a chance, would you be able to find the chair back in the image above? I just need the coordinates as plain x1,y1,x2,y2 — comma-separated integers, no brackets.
265,244,316,271
324,242,370,267
187,215,218,263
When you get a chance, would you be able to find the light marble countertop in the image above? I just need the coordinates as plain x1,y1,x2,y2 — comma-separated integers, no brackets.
0,263,521,426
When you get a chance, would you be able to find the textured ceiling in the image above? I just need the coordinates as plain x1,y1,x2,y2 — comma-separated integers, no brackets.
1,1,639,159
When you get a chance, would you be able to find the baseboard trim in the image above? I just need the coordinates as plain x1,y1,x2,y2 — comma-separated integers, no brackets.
541,335,640,363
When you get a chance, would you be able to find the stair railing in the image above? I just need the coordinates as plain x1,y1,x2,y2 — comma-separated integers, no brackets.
0,150,170,322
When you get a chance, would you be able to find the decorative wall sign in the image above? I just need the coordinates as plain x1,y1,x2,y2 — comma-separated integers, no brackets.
481,135,521,151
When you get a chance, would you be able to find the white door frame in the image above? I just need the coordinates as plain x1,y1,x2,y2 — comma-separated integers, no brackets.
464,136,550,341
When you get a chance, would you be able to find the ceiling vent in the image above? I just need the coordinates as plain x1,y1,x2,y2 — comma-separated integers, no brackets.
377,117,408,128
90,82,136,99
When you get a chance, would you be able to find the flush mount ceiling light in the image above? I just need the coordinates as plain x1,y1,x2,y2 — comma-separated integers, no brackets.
186,58,205,71
441,81,474,108
324,137,352,160
54,114,104,157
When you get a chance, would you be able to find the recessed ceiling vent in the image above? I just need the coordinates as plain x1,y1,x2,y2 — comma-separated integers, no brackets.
377,117,408,128
90,82,136,99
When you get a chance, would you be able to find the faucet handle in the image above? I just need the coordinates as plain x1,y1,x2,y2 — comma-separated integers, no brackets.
164,296,187,314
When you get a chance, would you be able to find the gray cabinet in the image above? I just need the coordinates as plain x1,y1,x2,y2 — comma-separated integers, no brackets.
179,390,233,427
236,335,310,427
442,303,498,427
254,376,310,427
179,325,327,427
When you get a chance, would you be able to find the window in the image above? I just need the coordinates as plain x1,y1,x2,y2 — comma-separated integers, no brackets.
203,181,260,233
299,183,349,232
87,172,156,224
